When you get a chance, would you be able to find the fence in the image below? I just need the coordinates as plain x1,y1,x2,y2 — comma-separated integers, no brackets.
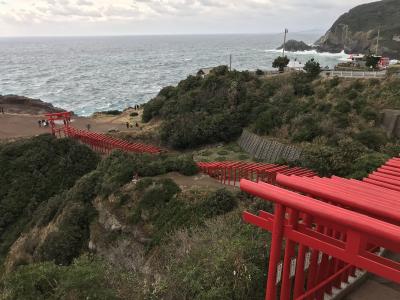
241,156,400,300
238,130,303,162
321,70,387,79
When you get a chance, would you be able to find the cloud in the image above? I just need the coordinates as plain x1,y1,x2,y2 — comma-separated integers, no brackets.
0,0,374,36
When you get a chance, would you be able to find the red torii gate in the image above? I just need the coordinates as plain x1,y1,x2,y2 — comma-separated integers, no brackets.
45,111,72,137
45,112,161,154
241,157,400,300
197,161,316,186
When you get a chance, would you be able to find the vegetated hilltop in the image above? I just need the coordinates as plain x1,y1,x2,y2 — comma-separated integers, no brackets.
316,0,400,57
0,135,270,299
143,66,400,178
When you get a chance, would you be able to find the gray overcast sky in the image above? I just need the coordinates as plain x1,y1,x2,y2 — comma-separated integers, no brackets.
0,0,375,36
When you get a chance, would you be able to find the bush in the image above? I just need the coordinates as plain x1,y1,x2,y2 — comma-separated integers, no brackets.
255,69,264,76
101,110,122,116
200,189,238,218
217,150,229,155
272,56,289,72
303,58,321,79
1,255,117,299
354,128,388,151
349,152,389,179
130,112,139,117
162,213,268,300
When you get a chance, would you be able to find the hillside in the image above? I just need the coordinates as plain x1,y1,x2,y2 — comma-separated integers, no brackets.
0,136,271,299
143,66,400,178
316,0,400,57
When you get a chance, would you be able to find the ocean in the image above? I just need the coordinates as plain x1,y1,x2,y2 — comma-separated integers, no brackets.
0,34,348,116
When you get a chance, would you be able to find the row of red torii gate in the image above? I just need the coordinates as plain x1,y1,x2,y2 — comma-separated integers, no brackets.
45,112,400,299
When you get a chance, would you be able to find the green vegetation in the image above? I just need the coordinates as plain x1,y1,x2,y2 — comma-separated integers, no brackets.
365,54,381,69
0,135,268,299
100,110,122,116
272,56,290,72
0,135,99,263
303,58,321,79
144,67,400,178
1,255,116,300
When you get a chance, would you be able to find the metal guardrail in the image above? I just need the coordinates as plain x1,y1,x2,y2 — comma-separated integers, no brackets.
322,70,387,78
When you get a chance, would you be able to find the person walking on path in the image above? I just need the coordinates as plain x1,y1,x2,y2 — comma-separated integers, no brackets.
38,120,42,128
86,124,91,131
0,107,4,114
126,122,130,129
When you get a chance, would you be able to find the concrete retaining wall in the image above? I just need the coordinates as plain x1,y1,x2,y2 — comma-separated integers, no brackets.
238,130,302,162
381,109,400,139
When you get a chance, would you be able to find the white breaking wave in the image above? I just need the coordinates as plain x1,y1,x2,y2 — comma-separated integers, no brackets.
265,49,348,58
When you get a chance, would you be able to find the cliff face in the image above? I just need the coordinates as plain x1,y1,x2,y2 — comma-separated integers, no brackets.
0,95,65,115
316,0,400,58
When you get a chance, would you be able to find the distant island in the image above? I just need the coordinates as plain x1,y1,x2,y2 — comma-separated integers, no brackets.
276,40,313,52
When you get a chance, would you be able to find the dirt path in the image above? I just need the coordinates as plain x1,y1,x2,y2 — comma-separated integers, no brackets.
0,108,148,141
156,172,239,191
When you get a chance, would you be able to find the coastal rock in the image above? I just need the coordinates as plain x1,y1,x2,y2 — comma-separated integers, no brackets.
0,95,66,115
277,40,313,52
315,0,400,58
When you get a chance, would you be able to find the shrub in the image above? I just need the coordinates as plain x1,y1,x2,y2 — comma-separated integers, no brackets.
349,152,389,179
272,56,289,72
217,150,229,156
1,255,117,299
200,189,238,218
354,128,388,151
130,112,139,117
35,202,94,266
255,69,264,76
162,213,268,300
303,58,321,79
101,110,122,116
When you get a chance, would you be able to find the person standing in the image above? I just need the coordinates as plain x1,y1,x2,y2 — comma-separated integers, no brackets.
86,124,91,131
38,120,42,128
0,107,4,114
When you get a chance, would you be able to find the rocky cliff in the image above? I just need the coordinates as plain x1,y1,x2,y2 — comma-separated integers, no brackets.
315,0,400,58
0,95,65,115
277,40,313,52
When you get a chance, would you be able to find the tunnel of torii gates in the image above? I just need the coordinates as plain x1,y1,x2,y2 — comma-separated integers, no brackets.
46,112,400,299
45,112,161,154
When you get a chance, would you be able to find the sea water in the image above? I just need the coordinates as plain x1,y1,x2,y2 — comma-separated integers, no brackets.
0,34,348,116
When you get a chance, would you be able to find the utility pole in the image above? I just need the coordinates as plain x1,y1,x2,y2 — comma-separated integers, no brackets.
229,54,232,71
282,28,288,56
376,27,381,56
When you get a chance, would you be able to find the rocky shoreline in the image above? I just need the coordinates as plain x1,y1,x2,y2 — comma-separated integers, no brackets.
0,95,66,115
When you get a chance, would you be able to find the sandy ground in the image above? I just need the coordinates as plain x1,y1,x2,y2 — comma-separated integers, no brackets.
0,109,146,141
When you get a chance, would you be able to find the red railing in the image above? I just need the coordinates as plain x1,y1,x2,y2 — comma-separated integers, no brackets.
242,157,400,300
197,161,316,186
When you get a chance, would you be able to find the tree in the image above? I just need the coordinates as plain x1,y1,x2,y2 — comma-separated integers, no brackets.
365,54,380,69
272,56,290,72
303,58,321,79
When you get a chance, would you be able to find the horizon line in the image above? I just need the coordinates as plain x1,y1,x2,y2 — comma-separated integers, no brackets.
0,30,324,39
